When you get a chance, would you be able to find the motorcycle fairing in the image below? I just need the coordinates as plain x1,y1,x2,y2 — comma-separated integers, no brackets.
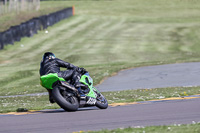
40,73,65,90
40,72,97,98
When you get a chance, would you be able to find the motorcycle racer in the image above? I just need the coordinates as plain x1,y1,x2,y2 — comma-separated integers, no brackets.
39,52,87,103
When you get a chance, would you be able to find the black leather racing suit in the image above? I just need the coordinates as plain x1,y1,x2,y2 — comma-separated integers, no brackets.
40,57,82,86
40,57,86,103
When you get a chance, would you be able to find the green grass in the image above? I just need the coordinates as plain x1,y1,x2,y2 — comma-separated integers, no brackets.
0,86,199,113
0,95,59,113
82,123,200,133
103,86,200,104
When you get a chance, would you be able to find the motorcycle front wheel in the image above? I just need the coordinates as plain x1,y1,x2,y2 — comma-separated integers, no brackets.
52,86,79,111
95,92,108,109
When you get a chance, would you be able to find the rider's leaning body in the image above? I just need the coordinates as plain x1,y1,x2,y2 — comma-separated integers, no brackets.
39,52,87,103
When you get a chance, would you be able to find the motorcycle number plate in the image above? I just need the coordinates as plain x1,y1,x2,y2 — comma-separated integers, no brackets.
86,97,96,105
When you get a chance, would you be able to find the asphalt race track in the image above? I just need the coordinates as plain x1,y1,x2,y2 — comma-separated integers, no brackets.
1,62,200,133
1,98,200,133
96,62,200,92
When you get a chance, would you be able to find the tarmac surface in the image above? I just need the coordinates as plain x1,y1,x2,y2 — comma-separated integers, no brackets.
0,98,200,133
96,62,200,91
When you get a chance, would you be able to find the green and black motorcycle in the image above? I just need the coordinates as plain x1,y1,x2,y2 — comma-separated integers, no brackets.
40,72,108,111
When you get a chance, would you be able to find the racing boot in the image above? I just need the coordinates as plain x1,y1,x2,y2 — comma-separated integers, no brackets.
75,82,87,88
49,96,55,104
75,82,89,94
72,71,88,93
47,89,55,103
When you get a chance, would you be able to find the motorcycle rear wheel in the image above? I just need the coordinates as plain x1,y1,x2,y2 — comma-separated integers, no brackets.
52,86,79,111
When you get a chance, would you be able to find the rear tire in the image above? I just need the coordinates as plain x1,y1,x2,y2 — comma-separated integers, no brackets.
52,86,79,111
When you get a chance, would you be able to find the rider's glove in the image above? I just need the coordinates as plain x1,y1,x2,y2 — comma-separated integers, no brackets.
78,67,87,74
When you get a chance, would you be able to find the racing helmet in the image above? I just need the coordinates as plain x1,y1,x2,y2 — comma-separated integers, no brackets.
43,52,56,60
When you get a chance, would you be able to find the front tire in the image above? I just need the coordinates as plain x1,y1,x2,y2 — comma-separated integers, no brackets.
52,86,79,111
95,92,108,109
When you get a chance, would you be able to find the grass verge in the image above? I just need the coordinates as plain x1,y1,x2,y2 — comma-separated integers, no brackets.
0,86,200,113
0,95,59,113
102,86,200,103
81,123,200,133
